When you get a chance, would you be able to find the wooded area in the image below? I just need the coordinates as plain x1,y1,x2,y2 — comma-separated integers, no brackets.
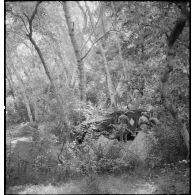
6,1,190,194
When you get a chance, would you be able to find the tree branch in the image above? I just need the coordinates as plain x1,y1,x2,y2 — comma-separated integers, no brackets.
161,2,189,83
30,1,42,23
28,1,42,37
15,14,29,34
76,1,87,31
80,7,101,53
167,18,186,48
80,30,112,61
167,3,189,48
23,12,30,23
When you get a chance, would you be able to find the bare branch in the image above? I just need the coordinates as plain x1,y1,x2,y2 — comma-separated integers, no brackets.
80,28,129,61
80,30,112,61
76,1,87,30
29,1,42,23
80,7,101,52
28,1,42,36
23,12,30,23
15,14,29,34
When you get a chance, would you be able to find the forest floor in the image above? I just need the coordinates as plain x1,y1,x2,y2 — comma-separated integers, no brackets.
6,123,190,194
6,164,190,194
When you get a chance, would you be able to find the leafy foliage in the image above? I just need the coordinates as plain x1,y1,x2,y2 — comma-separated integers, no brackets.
6,1,189,190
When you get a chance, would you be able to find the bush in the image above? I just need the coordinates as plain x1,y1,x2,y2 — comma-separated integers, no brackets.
68,109,86,126
6,138,59,186
6,97,20,125
148,120,187,165
82,174,101,194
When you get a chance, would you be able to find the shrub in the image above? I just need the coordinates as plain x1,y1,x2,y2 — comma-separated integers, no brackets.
83,173,101,194
68,109,86,126
148,120,187,165
6,97,20,125
6,138,61,186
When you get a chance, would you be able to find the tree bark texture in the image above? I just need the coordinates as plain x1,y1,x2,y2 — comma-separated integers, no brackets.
28,35,65,119
111,1,128,80
85,2,116,107
23,2,66,123
62,1,86,102
160,2,189,158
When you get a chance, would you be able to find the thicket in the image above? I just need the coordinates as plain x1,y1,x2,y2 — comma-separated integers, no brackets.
6,1,189,188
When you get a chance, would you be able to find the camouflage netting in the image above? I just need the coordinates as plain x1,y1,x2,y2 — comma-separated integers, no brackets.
72,109,158,144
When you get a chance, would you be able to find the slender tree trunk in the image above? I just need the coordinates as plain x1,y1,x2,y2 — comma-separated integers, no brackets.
62,1,86,102
7,61,33,123
6,67,18,113
6,69,15,99
85,2,116,107
70,65,77,89
23,69,39,122
32,98,38,122
181,123,189,155
19,1,70,145
28,34,72,145
49,32,70,88
28,35,65,120
111,1,127,80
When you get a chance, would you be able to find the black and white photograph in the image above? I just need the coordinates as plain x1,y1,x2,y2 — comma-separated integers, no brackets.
5,1,190,194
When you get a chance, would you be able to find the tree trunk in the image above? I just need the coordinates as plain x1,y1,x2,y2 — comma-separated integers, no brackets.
49,32,70,88
62,1,86,102
70,65,77,89
7,60,33,123
23,69,40,122
85,2,116,107
6,66,18,113
181,123,189,155
32,99,38,122
28,35,66,122
111,1,127,80
6,68,15,99
160,3,189,159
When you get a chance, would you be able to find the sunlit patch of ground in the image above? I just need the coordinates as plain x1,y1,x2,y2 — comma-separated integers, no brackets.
6,123,36,151
6,123,31,141
6,182,83,194
6,176,157,194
